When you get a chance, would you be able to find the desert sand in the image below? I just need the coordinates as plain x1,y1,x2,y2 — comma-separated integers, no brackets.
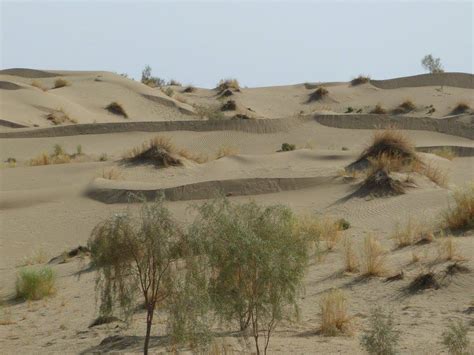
0,69,473,354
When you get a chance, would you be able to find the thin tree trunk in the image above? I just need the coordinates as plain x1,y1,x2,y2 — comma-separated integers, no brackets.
144,305,154,355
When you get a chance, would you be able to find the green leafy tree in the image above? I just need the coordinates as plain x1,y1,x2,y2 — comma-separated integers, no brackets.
189,198,309,355
88,198,208,354
421,54,444,74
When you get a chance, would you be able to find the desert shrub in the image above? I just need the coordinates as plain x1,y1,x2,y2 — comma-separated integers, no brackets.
46,108,77,125
345,107,354,113
371,104,387,114
18,249,48,267
342,237,359,273
361,235,386,277
432,147,456,160
216,79,240,93
442,320,470,355
391,218,433,248
215,145,239,159
15,267,56,301
451,102,471,115
281,143,296,152
105,102,128,118
163,87,174,97
182,85,196,93
221,100,237,111
443,185,474,231
53,78,69,89
351,75,370,86
88,199,209,354
319,289,352,336
421,54,444,74
31,80,47,91
360,307,400,355
337,218,350,230
393,100,416,114
53,144,65,156
99,153,108,161
194,104,225,120
29,152,51,166
29,145,72,166
308,87,329,102
168,79,182,86
189,198,308,354
141,65,165,87
101,168,122,180
124,136,181,167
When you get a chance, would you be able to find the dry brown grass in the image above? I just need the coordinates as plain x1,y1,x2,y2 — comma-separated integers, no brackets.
361,235,387,277
17,249,49,267
350,75,370,86
371,104,387,114
361,129,416,166
177,148,208,164
319,289,352,336
31,80,47,91
451,102,471,115
431,147,456,161
342,236,359,273
391,218,434,248
29,152,71,166
53,78,69,89
437,237,462,261
216,79,240,93
106,102,128,118
101,168,122,180
46,108,77,125
308,87,329,102
393,99,416,114
215,145,239,159
419,161,448,187
442,185,474,231
319,217,342,251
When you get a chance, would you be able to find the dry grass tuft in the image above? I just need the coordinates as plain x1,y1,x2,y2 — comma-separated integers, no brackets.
442,185,474,231
221,100,237,111
419,161,448,187
46,108,77,125
350,75,370,86
177,148,208,164
431,147,456,161
308,87,329,102
53,78,69,89
17,249,49,267
408,270,439,293
216,79,240,93
182,85,196,93
342,237,359,273
319,289,352,336
31,80,47,91
437,237,462,261
370,104,387,114
29,145,72,166
451,102,471,115
391,218,434,248
319,217,343,251
101,168,122,180
215,145,239,160
393,99,416,114
106,101,128,118
361,235,386,277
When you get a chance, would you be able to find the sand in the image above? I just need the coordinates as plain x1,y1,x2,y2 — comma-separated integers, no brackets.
0,69,473,354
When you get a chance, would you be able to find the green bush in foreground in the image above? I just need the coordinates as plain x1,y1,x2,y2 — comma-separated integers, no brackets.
281,143,296,151
16,267,56,300
442,320,470,355
360,307,400,355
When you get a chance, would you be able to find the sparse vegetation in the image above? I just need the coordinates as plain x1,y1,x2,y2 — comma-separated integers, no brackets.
162,87,174,97
31,80,47,91
53,78,69,89
221,100,237,111
442,320,470,355
351,75,370,86
15,267,56,301
182,85,196,93
215,145,239,159
46,108,77,125
99,153,108,161
421,54,444,74
308,87,328,102
393,99,416,114
29,144,72,166
216,79,240,93
343,237,359,273
451,102,471,115
168,79,182,86
360,307,400,355
105,102,128,118
101,167,122,180
141,65,165,87
361,235,386,277
319,289,352,336
337,218,351,230
76,144,83,156
345,107,354,113
442,185,474,231
438,237,462,261
432,147,456,160
281,143,296,151
391,218,433,248
370,104,387,114
194,104,225,120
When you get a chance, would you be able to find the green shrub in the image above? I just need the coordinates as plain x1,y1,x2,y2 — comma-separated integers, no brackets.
345,107,354,113
360,307,400,355
442,320,470,355
337,218,351,230
16,267,56,300
281,143,296,151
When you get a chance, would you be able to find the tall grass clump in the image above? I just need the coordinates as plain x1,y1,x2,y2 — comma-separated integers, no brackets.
432,147,456,161
443,185,474,231
451,102,470,115
360,307,400,355
189,198,309,354
442,320,470,355
215,145,239,159
370,104,387,114
29,144,71,166
31,80,47,91
15,267,56,301
88,199,210,354
342,237,359,273
391,218,433,248
216,79,240,93
350,75,370,86
393,99,416,114
319,289,352,336
308,87,329,102
361,235,386,277
53,78,69,89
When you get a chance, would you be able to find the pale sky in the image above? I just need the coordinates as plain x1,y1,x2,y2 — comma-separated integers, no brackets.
1,1,472,87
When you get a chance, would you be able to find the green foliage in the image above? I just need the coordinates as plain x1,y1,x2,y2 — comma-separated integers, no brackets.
281,143,296,152
76,144,83,155
53,144,65,157
189,198,309,354
442,320,470,355
360,307,400,355
16,267,56,301
345,107,354,113
88,198,209,353
337,218,351,230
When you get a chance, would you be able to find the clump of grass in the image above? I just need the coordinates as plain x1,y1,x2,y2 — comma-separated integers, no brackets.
391,218,434,248
105,102,128,118
350,75,370,86
360,307,399,355
15,267,56,301
370,104,387,114
221,100,237,111
76,145,83,156
123,136,181,167
18,249,48,267
319,289,352,336
182,85,196,93
308,87,329,102
99,153,108,161
345,107,354,113
281,143,296,152
437,237,462,261
442,320,470,355
361,130,416,165
317,217,343,251
431,147,456,160
31,80,47,91
393,99,416,114
178,148,208,164
408,270,439,293
361,235,386,277
420,161,448,187
442,185,474,231
46,108,77,125
168,79,181,86
216,79,240,93
29,144,72,166
194,104,225,120
215,145,239,159
343,237,359,273
337,218,351,230
162,87,174,97
101,168,122,180
451,102,471,115
53,78,69,89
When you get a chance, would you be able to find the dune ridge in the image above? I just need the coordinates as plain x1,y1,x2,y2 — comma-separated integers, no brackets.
370,72,474,89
